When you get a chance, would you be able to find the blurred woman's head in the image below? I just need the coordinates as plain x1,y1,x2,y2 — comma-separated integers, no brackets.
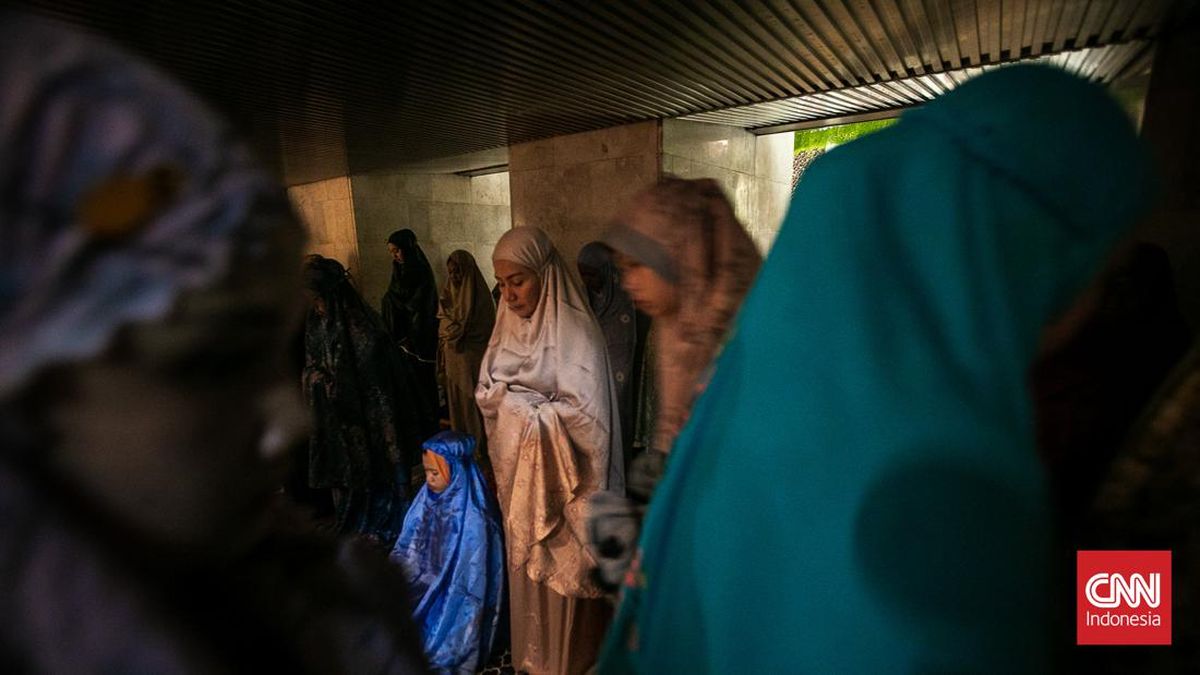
613,250,678,318
0,15,305,561
606,177,760,323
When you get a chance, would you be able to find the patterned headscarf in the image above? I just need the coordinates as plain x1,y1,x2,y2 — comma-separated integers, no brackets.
0,17,433,675
0,13,293,398
605,178,761,452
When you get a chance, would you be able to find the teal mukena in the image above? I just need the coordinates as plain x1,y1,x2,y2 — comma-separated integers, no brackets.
600,64,1153,674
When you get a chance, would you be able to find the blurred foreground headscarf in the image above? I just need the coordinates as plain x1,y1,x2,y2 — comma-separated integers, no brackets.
604,178,761,453
0,16,429,674
601,65,1153,674
0,12,289,398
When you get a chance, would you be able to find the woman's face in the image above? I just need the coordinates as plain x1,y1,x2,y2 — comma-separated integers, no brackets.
423,450,450,493
41,225,306,563
388,242,404,264
494,259,542,319
615,251,678,318
447,258,464,287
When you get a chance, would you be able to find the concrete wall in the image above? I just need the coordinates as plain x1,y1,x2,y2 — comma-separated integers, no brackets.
662,120,794,253
751,133,796,252
350,172,512,306
1135,18,1200,328
509,121,661,269
287,176,360,279
293,119,793,307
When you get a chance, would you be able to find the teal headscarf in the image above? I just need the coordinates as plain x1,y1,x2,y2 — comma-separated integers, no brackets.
600,65,1152,674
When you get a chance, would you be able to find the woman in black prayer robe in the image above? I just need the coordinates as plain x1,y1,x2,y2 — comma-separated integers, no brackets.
382,229,440,401
577,242,641,466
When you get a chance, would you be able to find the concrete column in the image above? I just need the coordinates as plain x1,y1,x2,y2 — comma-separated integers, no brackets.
287,176,360,279
662,120,793,253
508,120,661,268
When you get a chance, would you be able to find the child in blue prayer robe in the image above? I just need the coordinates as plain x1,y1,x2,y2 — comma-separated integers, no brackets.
390,431,506,674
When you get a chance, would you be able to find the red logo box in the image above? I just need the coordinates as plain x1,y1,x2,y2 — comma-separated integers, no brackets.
1077,550,1171,645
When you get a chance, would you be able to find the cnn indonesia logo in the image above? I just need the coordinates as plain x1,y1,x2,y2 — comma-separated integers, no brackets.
1077,550,1171,645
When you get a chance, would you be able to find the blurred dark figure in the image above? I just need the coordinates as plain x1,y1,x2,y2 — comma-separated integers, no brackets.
577,242,640,466
0,15,425,672
1032,242,1191,672
1083,343,1200,673
285,322,335,519
304,255,435,546
382,229,440,403
1032,242,1191,523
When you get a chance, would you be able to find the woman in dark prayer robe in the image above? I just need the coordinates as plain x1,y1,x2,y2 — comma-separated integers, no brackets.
577,242,640,466
0,15,426,672
382,229,440,402
304,255,435,545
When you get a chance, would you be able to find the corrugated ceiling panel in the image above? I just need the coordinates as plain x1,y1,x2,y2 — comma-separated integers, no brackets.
679,40,1155,130
10,0,1180,185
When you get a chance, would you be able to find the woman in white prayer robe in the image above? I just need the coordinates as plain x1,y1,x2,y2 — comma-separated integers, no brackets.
476,226,624,675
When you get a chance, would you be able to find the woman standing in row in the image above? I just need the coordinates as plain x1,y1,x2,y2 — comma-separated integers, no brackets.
586,179,761,591
476,226,624,675
437,250,495,462
577,242,642,467
382,229,440,402
303,255,433,545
